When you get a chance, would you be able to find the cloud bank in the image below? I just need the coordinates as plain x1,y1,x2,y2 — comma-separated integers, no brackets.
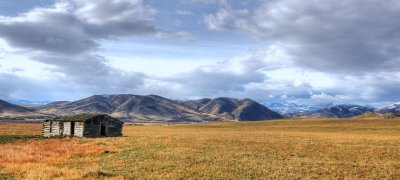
205,0,400,73
0,0,162,99
203,0,400,104
0,0,399,106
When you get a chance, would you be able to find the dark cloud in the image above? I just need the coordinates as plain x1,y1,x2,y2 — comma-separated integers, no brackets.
0,0,162,97
0,20,98,55
32,53,146,93
0,0,399,106
205,0,400,74
0,0,157,55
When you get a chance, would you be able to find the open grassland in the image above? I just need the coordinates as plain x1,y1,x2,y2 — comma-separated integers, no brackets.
1,118,400,179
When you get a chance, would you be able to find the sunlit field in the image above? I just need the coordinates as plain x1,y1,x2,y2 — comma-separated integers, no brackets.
1,118,400,179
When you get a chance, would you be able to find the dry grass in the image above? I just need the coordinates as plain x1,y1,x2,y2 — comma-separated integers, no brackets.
0,123,41,135
0,123,110,179
1,118,400,179
0,139,106,164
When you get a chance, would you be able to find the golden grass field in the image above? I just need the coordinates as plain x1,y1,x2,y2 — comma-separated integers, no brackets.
1,118,400,179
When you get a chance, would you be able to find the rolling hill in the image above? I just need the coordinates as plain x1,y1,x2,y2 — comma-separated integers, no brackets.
353,112,398,119
0,99,45,118
35,95,283,122
183,97,283,121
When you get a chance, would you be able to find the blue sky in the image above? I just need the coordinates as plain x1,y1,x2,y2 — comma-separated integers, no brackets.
0,0,399,106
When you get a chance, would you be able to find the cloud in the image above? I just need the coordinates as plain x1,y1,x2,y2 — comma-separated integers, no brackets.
179,0,228,5
32,53,146,92
334,73,400,103
204,0,400,74
0,0,158,55
158,42,400,104
155,31,195,42
156,47,309,100
280,72,400,105
161,48,277,97
0,72,79,101
9,68,23,73
0,0,399,106
0,0,187,99
0,73,37,100
168,68,265,96
175,10,193,16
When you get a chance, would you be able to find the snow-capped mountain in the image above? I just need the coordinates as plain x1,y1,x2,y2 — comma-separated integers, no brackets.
284,104,374,118
266,102,338,114
375,102,400,114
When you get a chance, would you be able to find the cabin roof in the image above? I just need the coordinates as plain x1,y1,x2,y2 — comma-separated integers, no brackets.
45,114,118,122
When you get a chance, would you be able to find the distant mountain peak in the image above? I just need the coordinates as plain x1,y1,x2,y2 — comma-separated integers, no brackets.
188,97,283,121
285,104,374,118
375,102,400,115
0,99,44,117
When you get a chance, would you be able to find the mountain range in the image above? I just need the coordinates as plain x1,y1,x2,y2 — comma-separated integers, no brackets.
266,102,337,114
1,94,399,122
285,104,375,118
284,103,400,118
182,97,282,121
1,94,283,122
375,103,400,114
0,99,45,118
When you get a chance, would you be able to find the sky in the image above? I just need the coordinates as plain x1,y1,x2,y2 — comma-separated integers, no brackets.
0,0,399,106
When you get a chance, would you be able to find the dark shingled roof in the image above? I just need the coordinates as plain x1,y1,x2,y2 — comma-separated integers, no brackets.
45,114,116,122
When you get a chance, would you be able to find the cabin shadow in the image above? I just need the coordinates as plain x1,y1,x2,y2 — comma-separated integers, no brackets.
43,114,123,138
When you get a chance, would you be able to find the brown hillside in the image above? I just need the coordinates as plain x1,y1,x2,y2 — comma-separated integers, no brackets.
353,112,398,119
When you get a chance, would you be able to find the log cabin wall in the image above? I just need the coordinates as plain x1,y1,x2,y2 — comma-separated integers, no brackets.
83,116,123,137
43,121,62,137
75,122,84,137
43,114,123,138
43,121,51,137
63,122,71,136
62,121,84,137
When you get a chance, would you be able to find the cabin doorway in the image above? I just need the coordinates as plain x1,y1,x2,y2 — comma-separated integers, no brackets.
70,122,75,136
100,123,106,136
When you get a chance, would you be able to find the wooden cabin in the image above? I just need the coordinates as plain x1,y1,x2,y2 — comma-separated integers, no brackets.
43,114,123,137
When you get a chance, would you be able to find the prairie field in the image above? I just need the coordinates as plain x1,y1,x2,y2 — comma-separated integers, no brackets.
1,118,400,179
